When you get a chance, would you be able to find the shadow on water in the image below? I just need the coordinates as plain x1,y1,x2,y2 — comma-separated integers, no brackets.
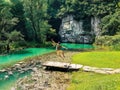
0,48,33,56
9,50,33,55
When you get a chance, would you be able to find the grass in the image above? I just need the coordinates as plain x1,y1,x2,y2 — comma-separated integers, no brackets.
67,51,120,90
67,71,120,90
72,51,120,68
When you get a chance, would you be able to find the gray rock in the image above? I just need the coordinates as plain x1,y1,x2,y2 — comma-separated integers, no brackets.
101,68,114,71
32,67,38,72
8,71,13,75
93,70,108,74
112,69,120,74
11,87,16,90
105,71,115,74
82,66,116,74
0,69,6,72
59,15,99,43
83,66,99,72
14,64,21,67
18,62,24,64
4,75,9,79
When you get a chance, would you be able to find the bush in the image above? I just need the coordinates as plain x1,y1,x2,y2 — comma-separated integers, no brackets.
95,35,120,50
40,41,53,47
111,42,120,51
95,35,120,46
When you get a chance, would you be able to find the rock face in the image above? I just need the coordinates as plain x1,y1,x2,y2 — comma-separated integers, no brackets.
59,15,101,43
91,16,101,37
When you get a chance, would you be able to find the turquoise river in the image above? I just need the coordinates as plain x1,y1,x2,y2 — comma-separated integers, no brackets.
0,43,93,90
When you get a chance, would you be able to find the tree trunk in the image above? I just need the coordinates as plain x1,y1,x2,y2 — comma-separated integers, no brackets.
29,6,38,42
6,44,10,53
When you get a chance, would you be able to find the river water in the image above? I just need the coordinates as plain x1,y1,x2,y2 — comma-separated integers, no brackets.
0,44,93,90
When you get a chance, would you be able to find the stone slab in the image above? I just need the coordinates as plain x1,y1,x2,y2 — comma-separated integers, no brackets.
42,61,83,70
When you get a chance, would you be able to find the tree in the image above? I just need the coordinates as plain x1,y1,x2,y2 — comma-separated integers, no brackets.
101,9,120,35
0,1,24,53
47,0,64,18
23,0,50,43
10,0,27,40
58,0,118,20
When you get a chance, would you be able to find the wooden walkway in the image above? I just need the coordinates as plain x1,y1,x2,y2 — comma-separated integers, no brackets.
42,61,83,70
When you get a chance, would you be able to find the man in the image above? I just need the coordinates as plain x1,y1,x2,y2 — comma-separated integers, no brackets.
51,39,67,59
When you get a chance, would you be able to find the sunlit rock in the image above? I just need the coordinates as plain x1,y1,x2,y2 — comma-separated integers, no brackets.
83,66,99,72
32,67,38,72
101,68,114,71
59,15,100,43
11,87,16,90
8,71,13,75
4,75,9,79
112,69,120,74
0,69,6,72
94,70,108,74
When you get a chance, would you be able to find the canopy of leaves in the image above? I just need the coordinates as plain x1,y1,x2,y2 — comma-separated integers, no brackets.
58,0,118,20
0,0,24,53
23,0,50,43
101,9,120,35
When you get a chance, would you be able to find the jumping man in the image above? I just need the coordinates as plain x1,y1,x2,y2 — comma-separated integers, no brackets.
51,39,67,59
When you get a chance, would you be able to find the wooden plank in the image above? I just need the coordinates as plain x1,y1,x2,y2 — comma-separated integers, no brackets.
42,61,83,70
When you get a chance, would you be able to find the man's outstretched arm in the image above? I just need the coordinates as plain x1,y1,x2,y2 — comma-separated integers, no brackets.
51,39,56,46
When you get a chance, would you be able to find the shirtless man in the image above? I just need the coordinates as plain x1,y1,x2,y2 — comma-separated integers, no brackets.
51,39,67,59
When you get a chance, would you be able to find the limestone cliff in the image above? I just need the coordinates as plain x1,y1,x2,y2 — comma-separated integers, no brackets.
59,15,101,44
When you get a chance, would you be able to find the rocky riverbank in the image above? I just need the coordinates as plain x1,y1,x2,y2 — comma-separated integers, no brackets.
13,51,79,90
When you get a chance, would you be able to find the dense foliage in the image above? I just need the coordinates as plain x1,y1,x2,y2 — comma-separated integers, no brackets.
58,0,120,43
23,0,50,43
58,0,118,20
0,0,56,53
0,0,120,53
95,35,120,50
0,0,24,53
101,9,120,35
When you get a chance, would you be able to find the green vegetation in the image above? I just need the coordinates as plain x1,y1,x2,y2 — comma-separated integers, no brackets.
0,0,120,90
0,0,120,53
58,0,120,44
0,0,57,54
0,0,24,53
23,0,50,43
58,0,118,20
95,35,120,50
67,72,120,90
72,51,120,68
69,51,120,90
101,10,120,36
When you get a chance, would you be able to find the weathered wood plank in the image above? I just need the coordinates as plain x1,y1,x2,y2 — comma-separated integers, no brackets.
42,61,83,70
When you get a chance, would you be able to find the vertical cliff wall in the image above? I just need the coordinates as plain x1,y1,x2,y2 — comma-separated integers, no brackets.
91,16,101,37
59,15,101,43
